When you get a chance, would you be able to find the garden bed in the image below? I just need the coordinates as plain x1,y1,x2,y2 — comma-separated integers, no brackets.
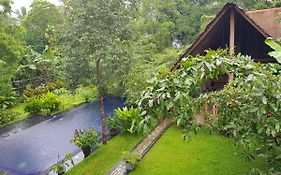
130,127,269,175
1,90,87,128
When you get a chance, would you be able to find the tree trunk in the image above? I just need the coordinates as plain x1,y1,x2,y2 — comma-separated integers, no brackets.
99,97,107,144
96,59,107,144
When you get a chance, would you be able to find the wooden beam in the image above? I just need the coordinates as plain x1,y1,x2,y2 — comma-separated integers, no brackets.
229,10,235,53
229,10,235,82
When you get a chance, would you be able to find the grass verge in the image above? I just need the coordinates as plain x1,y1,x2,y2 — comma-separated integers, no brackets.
131,127,268,175
2,93,85,128
66,133,142,175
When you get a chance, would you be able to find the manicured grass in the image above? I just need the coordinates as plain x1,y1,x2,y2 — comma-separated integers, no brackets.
2,93,85,127
66,134,142,175
131,127,268,175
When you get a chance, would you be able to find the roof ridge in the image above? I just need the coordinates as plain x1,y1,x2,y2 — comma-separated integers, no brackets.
247,7,281,13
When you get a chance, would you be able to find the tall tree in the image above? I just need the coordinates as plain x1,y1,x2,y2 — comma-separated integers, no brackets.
22,0,62,52
0,0,24,107
61,0,133,144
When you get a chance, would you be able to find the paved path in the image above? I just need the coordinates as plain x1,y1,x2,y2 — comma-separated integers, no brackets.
108,118,173,175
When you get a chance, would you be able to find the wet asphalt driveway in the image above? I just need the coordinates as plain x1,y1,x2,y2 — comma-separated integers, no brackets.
0,97,125,175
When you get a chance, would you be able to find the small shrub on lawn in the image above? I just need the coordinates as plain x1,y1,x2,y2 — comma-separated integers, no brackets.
24,97,42,114
0,110,17,126
24,92,61,116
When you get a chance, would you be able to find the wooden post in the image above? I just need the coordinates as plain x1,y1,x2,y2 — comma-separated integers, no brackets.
229,10,235,82
229,10,235,54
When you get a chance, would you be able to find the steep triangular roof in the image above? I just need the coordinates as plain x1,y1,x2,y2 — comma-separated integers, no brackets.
171,3,272,71
247,7,281,39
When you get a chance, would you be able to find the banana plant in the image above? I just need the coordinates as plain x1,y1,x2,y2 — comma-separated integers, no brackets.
265,37,281,63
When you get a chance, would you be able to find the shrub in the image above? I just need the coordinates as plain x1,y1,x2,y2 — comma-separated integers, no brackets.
70,129,98,149
79,86,98,103
124,151,141,166
46,80,65,91
23,86,48,99
40,92,61,115
24,97,42,115
0,92,19,109
53,88,70,95
24,92,61,116
106,116,121,130
114,107,142,134
0,110,17,126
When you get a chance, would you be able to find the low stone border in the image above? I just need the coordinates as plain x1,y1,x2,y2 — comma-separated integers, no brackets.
107,118,173,175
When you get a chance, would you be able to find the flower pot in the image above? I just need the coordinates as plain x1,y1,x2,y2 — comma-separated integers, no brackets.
82,146,92,158
58,172,65,175
110,128,118,137
126,162,135,172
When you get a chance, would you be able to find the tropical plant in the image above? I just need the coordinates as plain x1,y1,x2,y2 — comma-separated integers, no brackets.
114,107,142,134
265,37,281,63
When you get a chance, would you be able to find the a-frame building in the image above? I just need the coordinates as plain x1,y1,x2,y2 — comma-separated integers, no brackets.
172,3,281,72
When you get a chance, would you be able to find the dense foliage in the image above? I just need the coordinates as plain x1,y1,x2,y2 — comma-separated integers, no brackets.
108,107,142,134
24,92,61,116
70,129,98,149
138,49,281,173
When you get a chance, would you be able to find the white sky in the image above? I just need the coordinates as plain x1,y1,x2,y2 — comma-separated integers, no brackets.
11,0,62,12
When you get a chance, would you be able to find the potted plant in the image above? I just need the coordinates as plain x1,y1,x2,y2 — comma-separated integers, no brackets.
51,153,75,175
51,162,65,175
124,151,141,172
70,129,98,158
106,117,120,137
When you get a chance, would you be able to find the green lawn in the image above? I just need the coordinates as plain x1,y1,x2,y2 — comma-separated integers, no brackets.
131,127,268,175
2,93,85,127
66,134,142,175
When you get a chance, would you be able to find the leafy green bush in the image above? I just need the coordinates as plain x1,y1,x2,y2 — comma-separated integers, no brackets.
24,92,61,116
46,80,65,91
79,86,98,103
70,129,98,149
0,91,19,109
23,86,49,99
40,92,61,115
0,110,17,126
106,116,121,130
24,97,42,115
114,107,142,134
124,151,141,166
53,88,70,95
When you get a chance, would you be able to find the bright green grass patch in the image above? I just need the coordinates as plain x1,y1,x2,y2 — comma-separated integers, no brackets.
66,134,142,175
131,127,268,175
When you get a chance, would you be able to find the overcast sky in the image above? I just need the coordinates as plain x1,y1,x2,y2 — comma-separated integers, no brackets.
11,0,62,12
